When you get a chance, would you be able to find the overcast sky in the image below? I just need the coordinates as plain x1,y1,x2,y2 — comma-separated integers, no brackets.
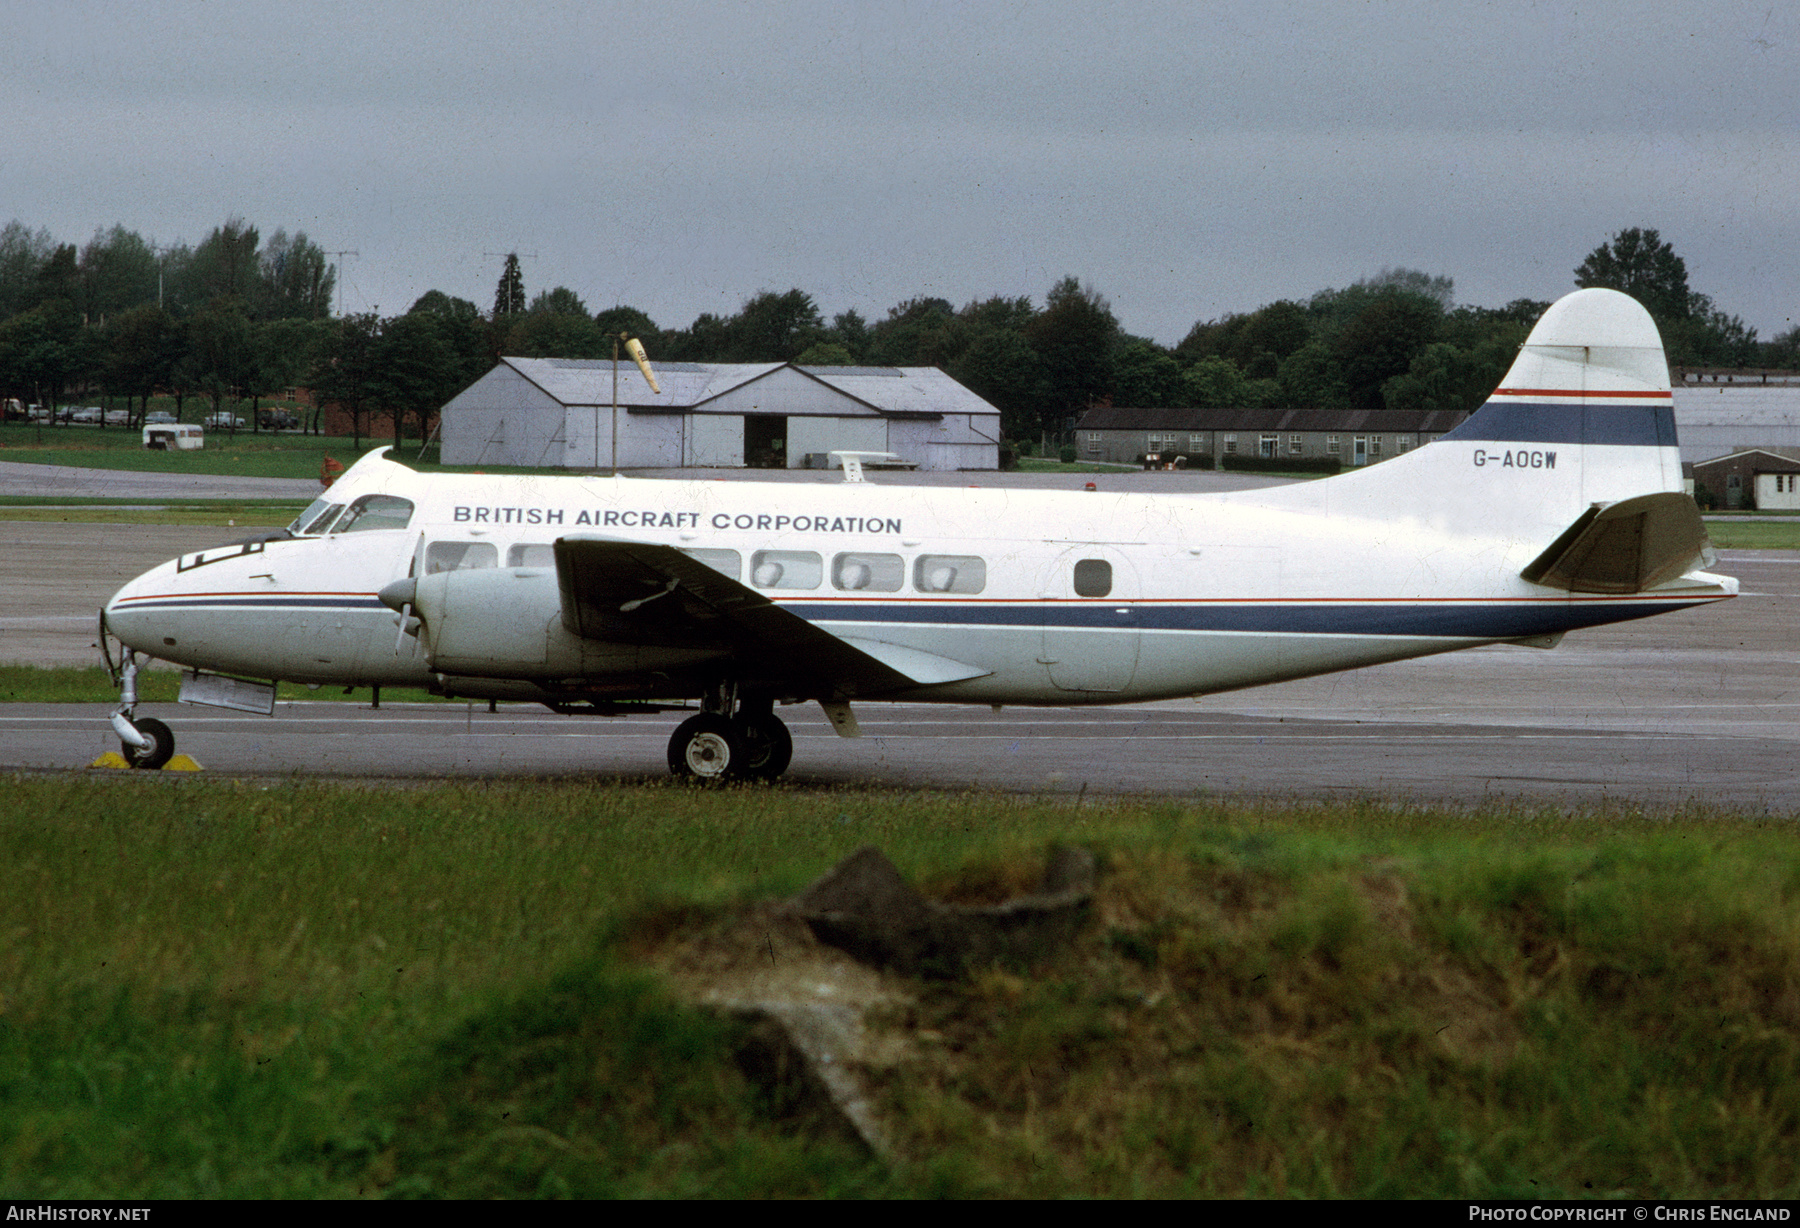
7,0,1796,345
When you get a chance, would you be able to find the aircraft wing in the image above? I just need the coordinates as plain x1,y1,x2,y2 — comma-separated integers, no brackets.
553,535,988,697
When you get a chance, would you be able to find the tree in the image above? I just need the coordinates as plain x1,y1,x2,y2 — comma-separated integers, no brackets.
945,330,1049,441
185,218,261,309
1331,290,1444,408
1025,277,1120,440
493,253,525,318
259,230,335,320
528,286,588,316
1574,228,1692,320
78,225,158,324
102,304,178,419
310,313,381,448
0,221,54,318
726,289,825,361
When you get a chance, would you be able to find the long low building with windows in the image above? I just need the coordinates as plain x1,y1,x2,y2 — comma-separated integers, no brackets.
440,358,1001,471
1073,406,1471,467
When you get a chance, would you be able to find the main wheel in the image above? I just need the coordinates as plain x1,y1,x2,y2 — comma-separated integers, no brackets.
124,717,174,770
733,712,793,780
667,714,742,781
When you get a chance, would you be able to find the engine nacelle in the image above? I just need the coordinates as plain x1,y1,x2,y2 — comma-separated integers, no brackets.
404,567,722,679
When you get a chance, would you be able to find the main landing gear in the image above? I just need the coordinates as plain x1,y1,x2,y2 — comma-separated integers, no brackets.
109,650,175,770
666,683,793,783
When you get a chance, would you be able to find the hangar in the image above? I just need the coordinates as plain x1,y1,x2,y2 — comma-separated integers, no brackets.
439,358,1000,471
1073,406,1469,468
1672,368,1800,464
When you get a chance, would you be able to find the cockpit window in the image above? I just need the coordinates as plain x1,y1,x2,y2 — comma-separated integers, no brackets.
333,494,414,533
290,497,343,535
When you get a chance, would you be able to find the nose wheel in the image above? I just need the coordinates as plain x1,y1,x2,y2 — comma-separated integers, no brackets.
122,717,175,770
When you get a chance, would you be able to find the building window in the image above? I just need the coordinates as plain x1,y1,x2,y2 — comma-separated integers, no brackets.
1189,434,1206,451
1327,435,1340,455
1288,434,1303,455
1223,434,1238,455
1369,436,1383,456
1397,434,1414,453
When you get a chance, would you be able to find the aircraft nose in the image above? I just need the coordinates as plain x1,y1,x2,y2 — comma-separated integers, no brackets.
103,560,174,653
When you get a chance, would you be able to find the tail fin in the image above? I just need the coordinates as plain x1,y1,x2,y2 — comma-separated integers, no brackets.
1440,287,1683,506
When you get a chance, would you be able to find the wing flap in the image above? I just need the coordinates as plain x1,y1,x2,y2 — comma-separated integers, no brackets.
553,535,988,695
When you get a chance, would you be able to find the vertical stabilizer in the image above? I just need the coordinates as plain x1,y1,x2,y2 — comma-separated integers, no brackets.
1439,287,1682,507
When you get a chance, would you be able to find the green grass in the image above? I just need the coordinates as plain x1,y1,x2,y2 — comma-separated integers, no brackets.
0,421,401,481
1704,521,1800,549
1,782,1796,1198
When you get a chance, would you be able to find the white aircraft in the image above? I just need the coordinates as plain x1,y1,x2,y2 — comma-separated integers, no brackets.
100,288,1734,779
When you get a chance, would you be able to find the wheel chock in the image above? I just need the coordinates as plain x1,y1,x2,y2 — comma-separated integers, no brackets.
88,752,132,769
162,755,204,771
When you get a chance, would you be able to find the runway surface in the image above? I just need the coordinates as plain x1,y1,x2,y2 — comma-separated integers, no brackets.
2,510,1794,807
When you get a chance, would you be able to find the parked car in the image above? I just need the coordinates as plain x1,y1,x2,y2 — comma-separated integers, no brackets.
204,411,245,429
144,411,176,425
259,410,300,431
104,409,131,426
69,406,101,424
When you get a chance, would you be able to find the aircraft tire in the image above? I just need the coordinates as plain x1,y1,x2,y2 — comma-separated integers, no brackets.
667,714,742,782
125,717,175,770
734,712,793,780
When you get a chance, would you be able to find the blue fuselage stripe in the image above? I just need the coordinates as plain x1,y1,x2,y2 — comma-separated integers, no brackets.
115,595,1702,640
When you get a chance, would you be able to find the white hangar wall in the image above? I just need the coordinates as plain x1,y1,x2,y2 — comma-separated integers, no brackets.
440,359,1000,471
1673,375,1800,464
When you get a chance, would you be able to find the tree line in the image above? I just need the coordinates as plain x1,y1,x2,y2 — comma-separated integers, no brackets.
2,220,1791,449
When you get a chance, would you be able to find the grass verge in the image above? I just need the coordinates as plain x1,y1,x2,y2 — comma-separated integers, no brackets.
0,781,1795,1198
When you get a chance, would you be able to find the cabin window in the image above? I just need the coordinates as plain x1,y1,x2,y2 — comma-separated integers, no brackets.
832,552,903,592
681,548,742,580
1368,436,1383,457
1189,434,1206,451
1223,434,1238,455
334,494,414,533
750,550,822,590
1288,434,1303,455
506,543,555,567
290,497,344,535
426,541,498,573
1073,559,1113,598
914,554,986,594
1327,435,1341,455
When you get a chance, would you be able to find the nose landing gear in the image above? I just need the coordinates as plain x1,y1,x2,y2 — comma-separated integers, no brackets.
108,649,176,769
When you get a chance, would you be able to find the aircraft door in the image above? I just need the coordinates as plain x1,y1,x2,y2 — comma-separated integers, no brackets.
1038,547,1141,693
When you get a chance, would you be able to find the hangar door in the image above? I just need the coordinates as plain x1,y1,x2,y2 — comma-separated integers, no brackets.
745,415,786,468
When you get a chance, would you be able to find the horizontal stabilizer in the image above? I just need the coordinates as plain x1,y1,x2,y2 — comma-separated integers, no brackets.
1520,492,1711,594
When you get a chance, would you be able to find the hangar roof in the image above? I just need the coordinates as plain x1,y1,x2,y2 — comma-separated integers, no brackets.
499,357,996,420
1074,406,1469,433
